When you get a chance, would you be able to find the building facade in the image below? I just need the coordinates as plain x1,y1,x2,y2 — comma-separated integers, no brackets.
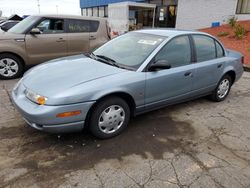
80,0,250,29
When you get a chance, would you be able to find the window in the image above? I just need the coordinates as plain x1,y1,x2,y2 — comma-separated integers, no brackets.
93,32,166,69
89,20,100,32
82,9,87,16
93,7,98,17
237,0,250,14
215,41,224,58
67,19,89,33
104,6,108,17
99,7,105,17
155,36,191,68
36,19,64,34
193,35,216,62
87,8,92,16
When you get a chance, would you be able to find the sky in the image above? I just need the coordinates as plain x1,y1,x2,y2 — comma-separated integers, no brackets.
0,0,81,17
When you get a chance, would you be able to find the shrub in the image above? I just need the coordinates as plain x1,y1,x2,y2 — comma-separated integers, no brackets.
217,31,229,37
228,16,238,28
234,24,247,39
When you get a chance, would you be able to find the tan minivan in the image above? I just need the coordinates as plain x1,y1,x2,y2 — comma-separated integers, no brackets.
0,15,110,79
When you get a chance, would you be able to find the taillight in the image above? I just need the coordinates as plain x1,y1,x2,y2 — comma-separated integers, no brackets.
241,56,244,64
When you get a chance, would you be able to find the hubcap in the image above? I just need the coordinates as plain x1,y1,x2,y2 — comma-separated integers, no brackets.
98,105,125,134
217,79,230,99
0,58,19,77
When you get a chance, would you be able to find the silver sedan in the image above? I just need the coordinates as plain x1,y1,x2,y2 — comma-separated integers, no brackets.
11,29,244,139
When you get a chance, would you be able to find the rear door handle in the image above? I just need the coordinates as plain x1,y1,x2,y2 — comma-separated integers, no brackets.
89,36,96,40
217,64,223,68
184,71,192,77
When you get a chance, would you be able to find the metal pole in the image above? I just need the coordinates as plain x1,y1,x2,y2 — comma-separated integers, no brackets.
56,5,58,14
37,0,40,14
152,7,155,28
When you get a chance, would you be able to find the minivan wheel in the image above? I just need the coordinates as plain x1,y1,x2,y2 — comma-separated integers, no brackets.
210,74,232,102
0,53,24,80
89,97,130,139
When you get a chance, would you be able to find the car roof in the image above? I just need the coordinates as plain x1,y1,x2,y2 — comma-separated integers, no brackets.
31,14,107,21
135,29,209,38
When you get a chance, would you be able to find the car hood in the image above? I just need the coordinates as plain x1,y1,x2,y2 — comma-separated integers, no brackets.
22,55,127,97
0,31,24,40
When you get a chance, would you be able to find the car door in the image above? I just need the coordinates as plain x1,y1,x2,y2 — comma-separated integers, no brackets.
25,18,67,65
66,19,90,55
89,20,106,51
191,35,226,95
145,35,195,109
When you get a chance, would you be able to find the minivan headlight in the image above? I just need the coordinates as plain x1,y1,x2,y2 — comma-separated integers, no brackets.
25,89,47,105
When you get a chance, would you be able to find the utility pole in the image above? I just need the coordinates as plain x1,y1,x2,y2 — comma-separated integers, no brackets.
37,0,40,14
56,5,58,14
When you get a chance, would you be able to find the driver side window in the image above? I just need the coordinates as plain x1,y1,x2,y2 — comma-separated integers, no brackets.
155,36,191,68
36,18,64,34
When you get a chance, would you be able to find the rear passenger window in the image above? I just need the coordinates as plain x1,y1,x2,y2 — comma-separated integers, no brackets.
68,19,89,33
89,21,99,32
193,35,216,62
215,41,224,58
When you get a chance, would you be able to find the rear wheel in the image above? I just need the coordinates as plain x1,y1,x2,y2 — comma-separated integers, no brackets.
0,53,24,79
89,97,130,139
210,74,232,102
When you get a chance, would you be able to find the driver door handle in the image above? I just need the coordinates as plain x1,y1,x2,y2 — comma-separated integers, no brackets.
184,71,192,77
56,38,66,42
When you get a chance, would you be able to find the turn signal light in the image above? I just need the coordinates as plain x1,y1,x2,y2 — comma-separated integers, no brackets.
56,111,81,118
37,96,46,105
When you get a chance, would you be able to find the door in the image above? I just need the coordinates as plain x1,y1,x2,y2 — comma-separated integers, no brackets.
25,18,67,65
145,35,194,109
89,20,102,51
66,19,90,55
191,35,226,94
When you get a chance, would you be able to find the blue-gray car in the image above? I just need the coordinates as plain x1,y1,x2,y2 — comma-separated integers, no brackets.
11,29,244,139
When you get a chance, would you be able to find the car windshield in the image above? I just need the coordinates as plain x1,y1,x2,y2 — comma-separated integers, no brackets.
93,32,166,70
8,16,40,34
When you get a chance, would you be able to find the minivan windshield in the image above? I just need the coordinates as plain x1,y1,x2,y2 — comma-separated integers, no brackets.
8,16,40,34
93,32,166,70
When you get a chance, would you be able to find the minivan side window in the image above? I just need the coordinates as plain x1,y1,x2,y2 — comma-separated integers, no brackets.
68,19,89,33
193,35,216,62
67,20,100,33
154,36,191,68
37,19,64,34
215,41,224,58
89,21,99,32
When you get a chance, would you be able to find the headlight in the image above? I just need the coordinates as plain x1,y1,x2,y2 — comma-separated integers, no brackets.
25,89,47,105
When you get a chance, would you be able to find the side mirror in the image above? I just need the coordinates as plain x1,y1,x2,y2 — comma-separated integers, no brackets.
149,60,171,71
30,28,41,35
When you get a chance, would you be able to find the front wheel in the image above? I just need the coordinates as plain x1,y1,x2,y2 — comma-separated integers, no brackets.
0,53,24,79
89,97,130,139
210,75,232,102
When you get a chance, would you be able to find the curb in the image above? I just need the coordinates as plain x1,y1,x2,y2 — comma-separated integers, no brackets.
244,65,250,72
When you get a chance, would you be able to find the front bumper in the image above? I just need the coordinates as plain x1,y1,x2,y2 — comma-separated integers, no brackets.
11,83,95,133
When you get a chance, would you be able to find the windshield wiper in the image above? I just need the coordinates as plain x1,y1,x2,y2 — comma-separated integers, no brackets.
90,53,134,71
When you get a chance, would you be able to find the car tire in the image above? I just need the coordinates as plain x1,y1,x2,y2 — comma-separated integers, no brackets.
210,74,232,102
0,53,24,80
89,96,130,139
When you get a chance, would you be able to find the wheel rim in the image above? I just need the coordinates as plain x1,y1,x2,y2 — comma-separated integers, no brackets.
98,105,125,134
217,79,230,99
0,58,19,77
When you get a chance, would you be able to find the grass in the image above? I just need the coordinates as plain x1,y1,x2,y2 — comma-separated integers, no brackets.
217,31,229,37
